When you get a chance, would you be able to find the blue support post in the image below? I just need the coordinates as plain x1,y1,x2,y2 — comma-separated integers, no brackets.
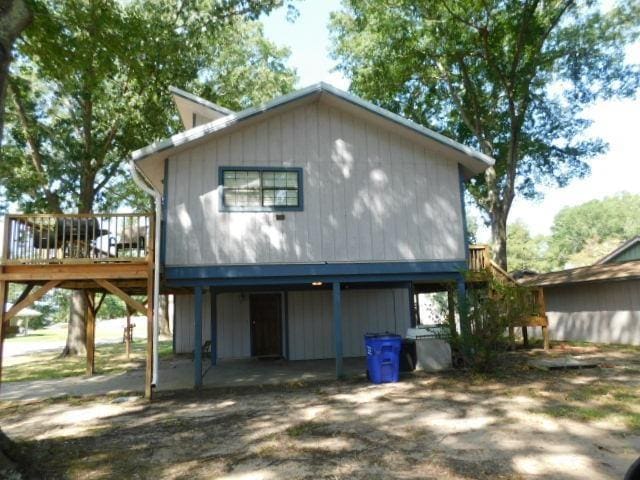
333,282,343,379
210,289,217,366
456,276,470,352
283,291,290,360
194,286,203,388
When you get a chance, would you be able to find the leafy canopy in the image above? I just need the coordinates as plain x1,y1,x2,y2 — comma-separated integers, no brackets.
330,0,640,267
548,192,640,268
506,220,550,273
1,0,296,213
506,193,640,272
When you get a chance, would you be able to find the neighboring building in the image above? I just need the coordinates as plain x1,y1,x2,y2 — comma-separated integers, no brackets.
595,236,640,265
131,83,494,379
521,238,640,346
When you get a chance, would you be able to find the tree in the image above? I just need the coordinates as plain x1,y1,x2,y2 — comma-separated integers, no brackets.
0,0,32,147
330,0,640,269
547,192,640,268
506,220,549,273
1,0,297,355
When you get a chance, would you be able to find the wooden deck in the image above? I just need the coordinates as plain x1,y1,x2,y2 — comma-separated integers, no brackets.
468,244,549,349
0,213,155,398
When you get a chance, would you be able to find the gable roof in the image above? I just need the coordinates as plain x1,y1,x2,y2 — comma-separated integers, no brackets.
132,83,495,191
595,236,640,265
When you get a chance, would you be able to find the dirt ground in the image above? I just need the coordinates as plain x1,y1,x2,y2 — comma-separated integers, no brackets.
1,344,639,479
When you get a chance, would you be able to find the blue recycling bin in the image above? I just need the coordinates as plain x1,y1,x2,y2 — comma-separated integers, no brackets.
364,333,402,384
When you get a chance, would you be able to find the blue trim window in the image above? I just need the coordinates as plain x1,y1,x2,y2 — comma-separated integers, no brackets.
219,167,303,212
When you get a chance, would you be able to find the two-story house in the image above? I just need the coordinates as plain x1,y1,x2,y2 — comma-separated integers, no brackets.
131,83,494,386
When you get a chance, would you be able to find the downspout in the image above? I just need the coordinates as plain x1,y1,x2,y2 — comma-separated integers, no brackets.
129,158,162,388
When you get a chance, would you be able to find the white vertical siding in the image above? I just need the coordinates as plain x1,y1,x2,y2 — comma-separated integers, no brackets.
166,99,465,266
174,288,411,359
531,280,640,346
287,288,410,360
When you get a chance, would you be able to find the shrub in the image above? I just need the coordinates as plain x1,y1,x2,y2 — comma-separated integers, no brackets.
452,278,535,372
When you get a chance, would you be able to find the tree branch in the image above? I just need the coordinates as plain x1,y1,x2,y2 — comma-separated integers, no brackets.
8,79,62,213
93,161,120,195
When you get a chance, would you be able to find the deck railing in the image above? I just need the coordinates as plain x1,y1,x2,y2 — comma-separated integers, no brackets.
468,244,491,272
2,213,153,265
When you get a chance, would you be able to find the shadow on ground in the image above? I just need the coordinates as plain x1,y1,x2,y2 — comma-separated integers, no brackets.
1,345,639,479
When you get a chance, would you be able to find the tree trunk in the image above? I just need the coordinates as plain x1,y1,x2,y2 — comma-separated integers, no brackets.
0,0,32,148
61,290,87,356
159,294,171,336
490,209,508,271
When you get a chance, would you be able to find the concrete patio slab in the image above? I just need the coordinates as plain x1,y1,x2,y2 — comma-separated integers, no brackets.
0,356,369,402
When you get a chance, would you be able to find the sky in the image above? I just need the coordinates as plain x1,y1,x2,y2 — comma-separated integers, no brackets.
262,1,640,240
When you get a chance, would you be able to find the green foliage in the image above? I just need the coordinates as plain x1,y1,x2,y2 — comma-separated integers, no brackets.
548,192,640,268
96,295,126,320
1,0,296,214
507,220,550,273
455,279,536,372
330,0,640,266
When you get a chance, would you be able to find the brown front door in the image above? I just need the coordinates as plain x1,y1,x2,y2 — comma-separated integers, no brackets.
250,293,282,357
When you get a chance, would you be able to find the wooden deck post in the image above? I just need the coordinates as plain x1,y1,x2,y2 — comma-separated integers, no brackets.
333,282,343,379
194,286,203,388
125,306,133,359
84,291,96,376
538,287,549,351
145,271,154,400
0,280,7,392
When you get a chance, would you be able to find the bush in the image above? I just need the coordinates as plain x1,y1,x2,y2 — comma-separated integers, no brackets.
451,278,535,372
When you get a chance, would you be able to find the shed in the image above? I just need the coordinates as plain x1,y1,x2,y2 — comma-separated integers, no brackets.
520,257,640,346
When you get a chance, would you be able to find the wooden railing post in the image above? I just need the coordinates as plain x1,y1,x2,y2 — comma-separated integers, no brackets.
0,216,11,391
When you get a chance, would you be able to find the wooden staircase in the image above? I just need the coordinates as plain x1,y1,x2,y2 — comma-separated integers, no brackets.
468,245,549,350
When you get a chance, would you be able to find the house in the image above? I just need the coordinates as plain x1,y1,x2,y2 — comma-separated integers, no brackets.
131,83,494,385
595,236,640,264
520,238,640,346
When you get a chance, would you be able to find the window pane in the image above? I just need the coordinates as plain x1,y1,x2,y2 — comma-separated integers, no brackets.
286,191,298,206
246,171,260,188
263,190,275,206
274,189,287,206
247,192,261,206
223,190,236,206
286,172,298,188
224,171,236,188
274,172,287,188
263,172,275,187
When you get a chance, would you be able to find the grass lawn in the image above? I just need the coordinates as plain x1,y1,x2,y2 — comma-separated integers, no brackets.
2,340,173,383
0,342,639,479
4,326,68,343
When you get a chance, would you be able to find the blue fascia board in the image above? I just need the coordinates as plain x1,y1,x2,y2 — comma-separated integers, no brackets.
166,272,462,288
166,260,466,280
164,261,466,288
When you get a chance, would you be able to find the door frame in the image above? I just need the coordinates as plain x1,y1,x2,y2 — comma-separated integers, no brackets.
249,292,284,358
